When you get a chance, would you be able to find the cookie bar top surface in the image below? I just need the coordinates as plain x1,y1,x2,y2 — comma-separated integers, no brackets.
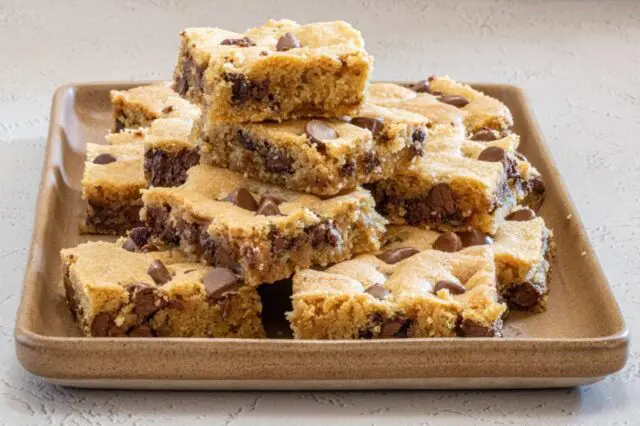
61,242,265,338
110,83,200,123
386,215,550,268
82,143,146,200
291,245,506,338
397,152,506,196
183,19,367,66
205,102,427,158
107,118,194,151
492,217,550,266
61,241,198,290
142,165,379,230
303,246,496,300
369,76,513,137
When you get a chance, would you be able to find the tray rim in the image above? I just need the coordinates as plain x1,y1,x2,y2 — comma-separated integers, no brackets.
14,80,630,387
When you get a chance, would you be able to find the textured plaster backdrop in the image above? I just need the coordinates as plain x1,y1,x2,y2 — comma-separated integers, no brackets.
1,0,639,424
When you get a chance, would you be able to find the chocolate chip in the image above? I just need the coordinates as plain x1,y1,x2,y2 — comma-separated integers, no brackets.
458,319,495,337
376,247,420,264
256,198,282,216
203,267,240,301
126,282,158,317
276,32,300,51
506,208,536,222
93,153,117,165
470,128,498,141
506,282,541,309
272,232,286,254
223,73,268,104
412,128,427,143
437,95,469,108
224,187,258,211
364,284,388,300
90,312,111,337
478,146,507,163
340,159,356,177
128,325,154,337
457,229,493,247
259,193,284,205
362,151,380,173
305,120,338,150
407,80,431,93
432,232,463,253
147,260,171,285
122,238,137,252
433,280,466,295
220,37,255,47
350,117,384,138
426,183,457,216
162,105,174,114
380,318,408,338
167,298,186,310
129,227,151,248
264,146,294,174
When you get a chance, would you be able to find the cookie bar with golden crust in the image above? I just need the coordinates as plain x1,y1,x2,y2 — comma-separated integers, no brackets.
108,118,199,188
61,242,264,338
198,103,428,196
173,19,373,122
369,76,513,138
386,208,553,311
81,142,146,235
139,165,387,286
288,245,505,339
110,82,200,132
367,151,517,234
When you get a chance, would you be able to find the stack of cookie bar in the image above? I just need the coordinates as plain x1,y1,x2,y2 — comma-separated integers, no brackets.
63,19,552,339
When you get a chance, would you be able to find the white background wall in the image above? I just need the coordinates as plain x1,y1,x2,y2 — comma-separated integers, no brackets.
1,0,639,424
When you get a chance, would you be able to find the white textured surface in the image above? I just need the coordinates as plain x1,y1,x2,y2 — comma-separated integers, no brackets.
2,0,639,424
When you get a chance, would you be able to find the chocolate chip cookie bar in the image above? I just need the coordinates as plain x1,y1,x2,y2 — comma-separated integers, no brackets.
139,165,387,286
81,142,146,235
197,103,428,196
108,118,199,187
368,151,517,234
173,19,373,122
288,245,506,339
111,82,200,132
386,207,553,311
61,241,264,337
368,76,513,139
422,133,545,209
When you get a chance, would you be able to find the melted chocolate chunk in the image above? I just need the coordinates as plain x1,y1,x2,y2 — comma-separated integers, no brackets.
350,116,384,138
457,229,493,247
147,260,171,285
224,187,259,211
376,247,420,264
93,153,117,165
204,267,240,300
144,147,200,187
436,95,469,108
220,37,255,47
433,280,466,295
506,208,536,221
432,232,463,253
505,282,542,309
276,32,300,51
364,284,389,300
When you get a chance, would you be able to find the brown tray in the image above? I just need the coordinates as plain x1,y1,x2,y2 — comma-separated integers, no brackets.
14,81,628,390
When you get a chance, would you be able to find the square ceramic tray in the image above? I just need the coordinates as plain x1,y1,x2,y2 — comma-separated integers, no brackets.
14,81,628,389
